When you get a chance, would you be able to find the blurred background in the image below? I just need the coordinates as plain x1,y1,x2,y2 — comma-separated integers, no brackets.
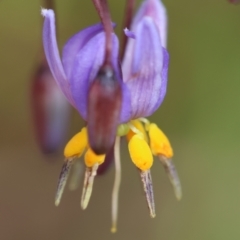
0,0,240,239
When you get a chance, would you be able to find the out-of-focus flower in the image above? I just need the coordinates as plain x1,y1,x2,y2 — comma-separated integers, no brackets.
229,0,240,4
31,61,70,154
42,0,181,232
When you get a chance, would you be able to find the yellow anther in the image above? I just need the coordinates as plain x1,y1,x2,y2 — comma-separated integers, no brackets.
84,148,105,167
128,135,153,171
126,120,148,142
149,123,173,158
64,127,88,158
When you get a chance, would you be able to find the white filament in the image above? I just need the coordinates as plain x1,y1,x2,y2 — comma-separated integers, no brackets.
111,136,121,233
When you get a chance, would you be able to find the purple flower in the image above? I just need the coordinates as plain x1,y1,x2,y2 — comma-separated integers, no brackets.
41,9,133,120
41,1,168,140
41,9,131,154
41,0,181,232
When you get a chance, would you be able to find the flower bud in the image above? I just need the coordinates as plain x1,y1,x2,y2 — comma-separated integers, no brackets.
31,61,71,154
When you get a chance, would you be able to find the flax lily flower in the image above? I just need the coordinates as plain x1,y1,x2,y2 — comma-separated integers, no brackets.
42,0,181,233
41,7,130,209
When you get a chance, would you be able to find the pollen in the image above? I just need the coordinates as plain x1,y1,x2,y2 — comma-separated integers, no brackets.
126,120,148,142
64,127,88,158
84,148,105,167
128,135,153,171
149,123,173,158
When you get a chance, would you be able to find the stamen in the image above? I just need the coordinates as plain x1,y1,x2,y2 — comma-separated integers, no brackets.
111,136,121,233
127,120,148,142
159,156,182,200
81,163,99,209
148,123,173,158
68,161,84,191
140,170,156,218
128,123,145,140
139,117,151,131
128,135,153,171
64,127,88,158
55,158,74,206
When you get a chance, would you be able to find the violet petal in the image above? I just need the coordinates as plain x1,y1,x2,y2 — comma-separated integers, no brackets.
123,17,166,119
41,9,76,107
70,32,131,122
62,23,104,79
132,0,168,48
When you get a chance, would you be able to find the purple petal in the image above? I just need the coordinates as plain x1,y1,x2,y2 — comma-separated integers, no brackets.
151,47,169,112
69,32,131,122
69,32,105,120
123,17,167,119
62,23,104,79
132,0,168,48
41,9,76,107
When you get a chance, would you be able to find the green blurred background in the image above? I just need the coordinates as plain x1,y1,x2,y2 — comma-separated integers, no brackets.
0,0,240,239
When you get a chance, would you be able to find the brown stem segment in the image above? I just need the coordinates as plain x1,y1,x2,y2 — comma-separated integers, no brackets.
120,0,136,61
92,0,113,65
44,0,55,10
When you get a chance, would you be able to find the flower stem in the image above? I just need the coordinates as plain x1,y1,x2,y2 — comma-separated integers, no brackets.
120,0,136,61
92,0,113,65
44,0,55,9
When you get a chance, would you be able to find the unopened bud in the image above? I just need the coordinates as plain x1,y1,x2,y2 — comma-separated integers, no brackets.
31,61,70,154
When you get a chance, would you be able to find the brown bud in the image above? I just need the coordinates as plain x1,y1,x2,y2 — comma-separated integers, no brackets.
31,61,70,154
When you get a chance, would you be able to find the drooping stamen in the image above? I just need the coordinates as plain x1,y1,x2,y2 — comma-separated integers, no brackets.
64,127,88,158
148,123,173,159
159,156,182,200
111,136,121,233
128,134,153,171
127,120,148,142
140,170,156,218
128,134,155,216
139,117,151,131
128,123,145,139
81,148,105,209
55,158,74,206
120,0,136,60
81,163,99,210
68,161,84,191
